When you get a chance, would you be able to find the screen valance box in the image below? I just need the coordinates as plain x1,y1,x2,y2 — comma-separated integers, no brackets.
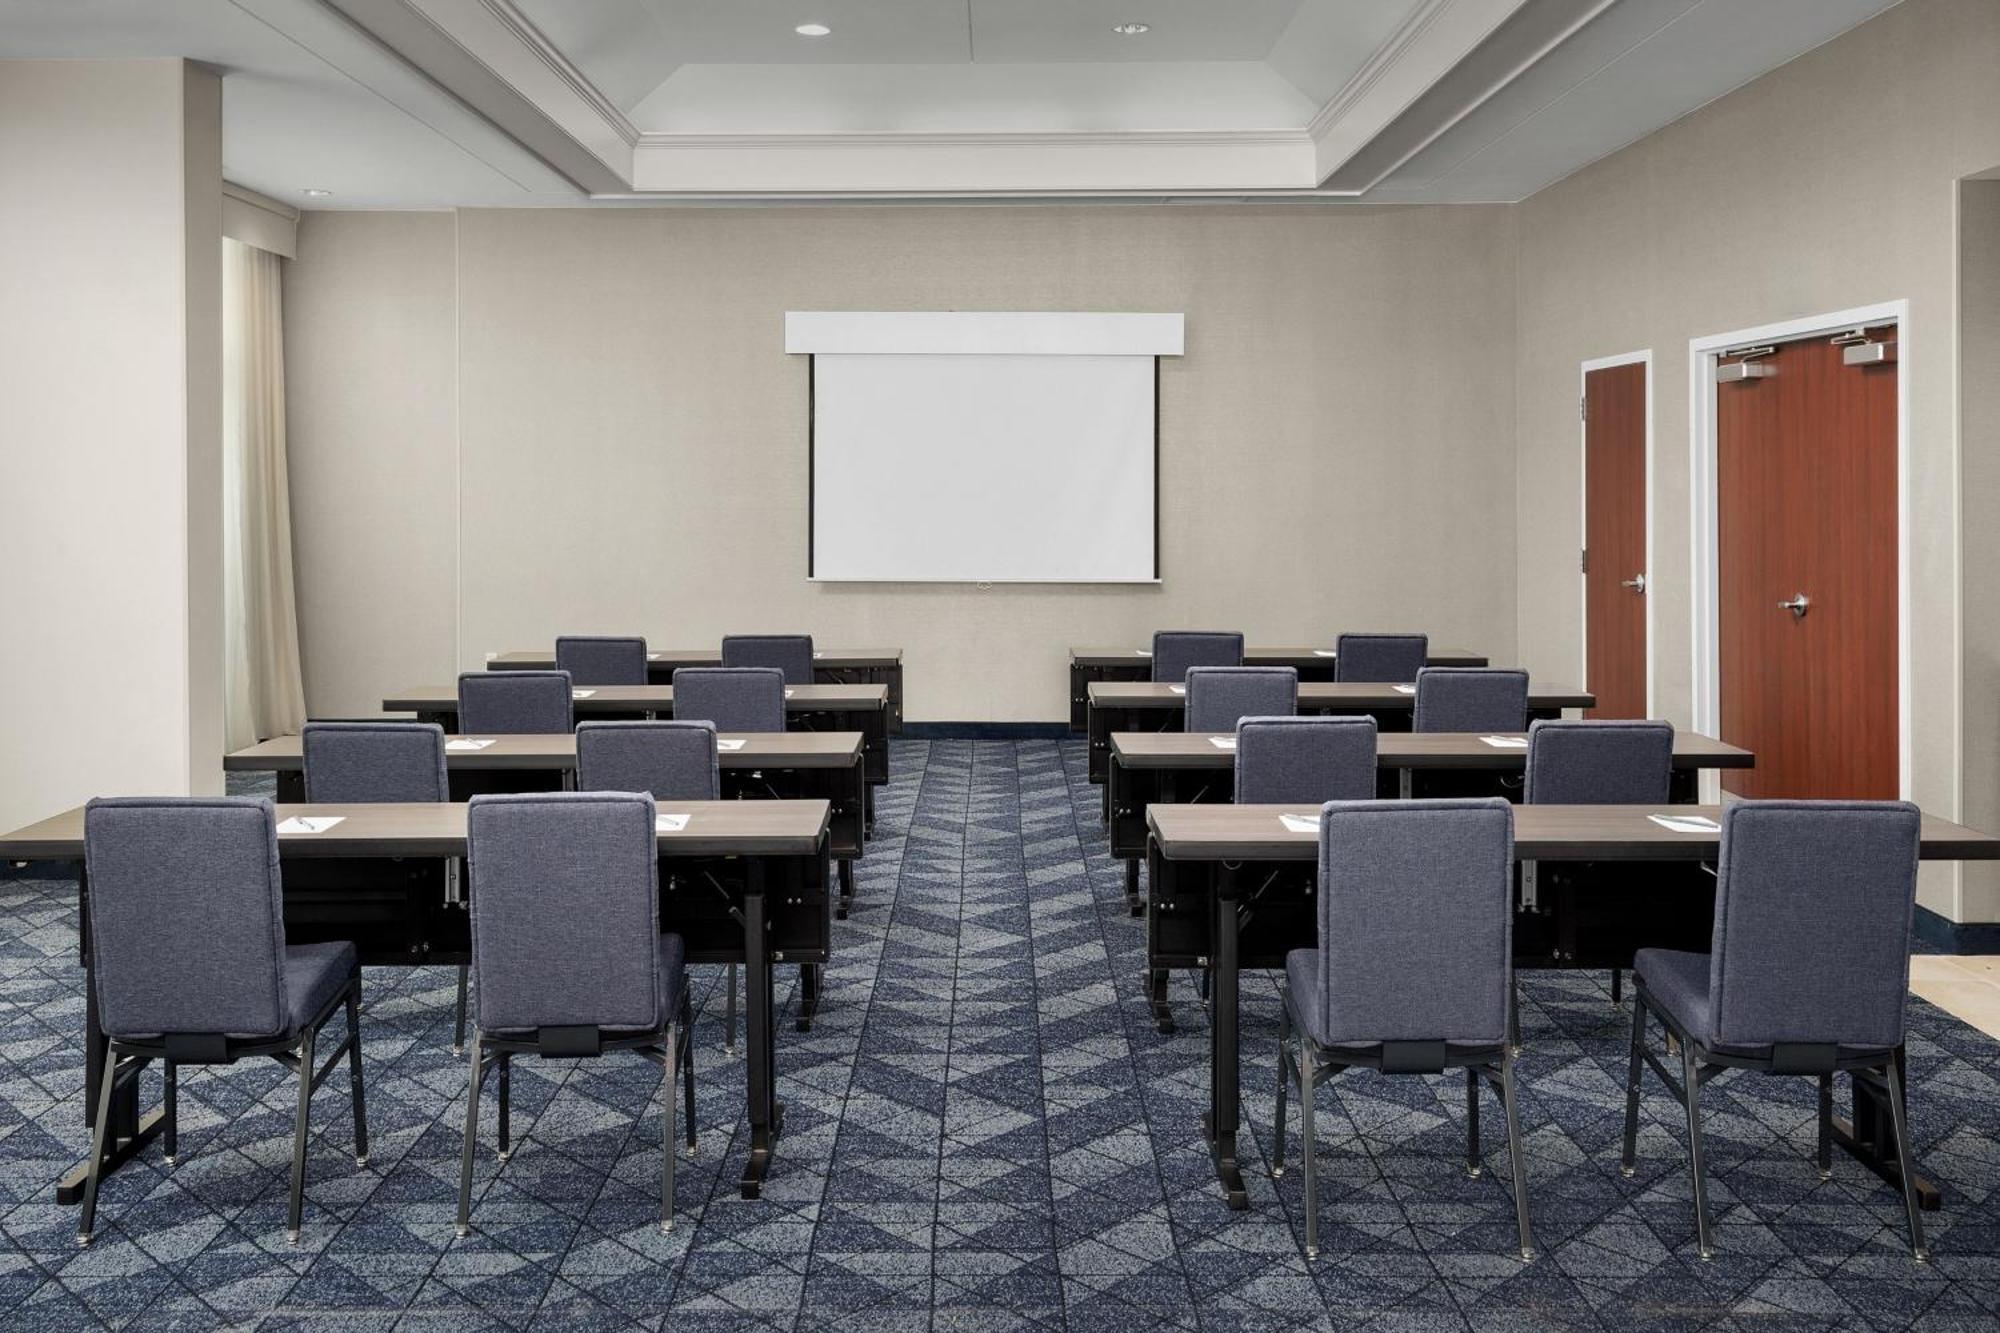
790,312,1184,584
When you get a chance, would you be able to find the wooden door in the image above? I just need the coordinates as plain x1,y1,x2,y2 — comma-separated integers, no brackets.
1717,327,1898,798
1583,361,1648,718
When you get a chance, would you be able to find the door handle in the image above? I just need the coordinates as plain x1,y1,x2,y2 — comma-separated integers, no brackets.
1621,574,1646,594
1780,593,1810,618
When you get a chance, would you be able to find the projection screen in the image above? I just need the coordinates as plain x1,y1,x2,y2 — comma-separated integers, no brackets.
787,312,1184,583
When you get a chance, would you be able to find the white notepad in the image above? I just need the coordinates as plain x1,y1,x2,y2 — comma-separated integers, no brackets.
657,813,690,833
717,738,746,751
1168,684,1186,695
1135,649,1152,656
1649,814,1720,834
1480,735,1528,749
814,651,825,658
279,816,344,835
1208,736,1237,750
1393,684,1416,695
1279,814,1319,835
1313,649,1337,658
648,653,663,660
784,689,795,699
447,738,496,752
572,689,597,699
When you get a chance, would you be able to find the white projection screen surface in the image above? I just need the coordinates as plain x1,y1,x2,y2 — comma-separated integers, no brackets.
789,312,1183,583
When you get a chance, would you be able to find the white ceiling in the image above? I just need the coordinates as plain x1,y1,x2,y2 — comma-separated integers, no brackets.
0,0,1906,205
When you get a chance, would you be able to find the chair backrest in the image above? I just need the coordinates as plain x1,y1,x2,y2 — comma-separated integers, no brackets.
467,792,664,1035
672,666,786,733
1151,631,1244,685
1334,633,1429,683
721,634,815,686
1524,719,1674,805
302,721,449,803
1413,667,1529,733
1706,801,1921,1051
83,797,291,1041
1235,717,1377,805
555,635,649,686
1186,666,1297,733
458,670,573,735
576,721,720,800
1313,799,1513,1046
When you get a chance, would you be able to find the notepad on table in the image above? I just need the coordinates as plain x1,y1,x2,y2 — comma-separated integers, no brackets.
447,738,496,752
657,813,690,833
784,688,795,698
279,816,344,835
717,738,746,751
1168,684,1185,694
1279,814,1319,835
1393,684,1416,695
1135,649,1152,656
1208,736,1237,750
648,652,662,660
1649,814,1720,834
1480,735,1528,749
1313,649,1337,658
572,688,597,699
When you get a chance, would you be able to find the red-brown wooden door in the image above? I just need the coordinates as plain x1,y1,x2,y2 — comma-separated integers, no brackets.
1717,328,1898,798
1583,361,1649,718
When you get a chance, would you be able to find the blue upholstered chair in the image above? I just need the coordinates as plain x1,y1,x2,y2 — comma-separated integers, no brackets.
458,670,573,734
555,635,649,686
576,720,721,798
672,666,786,733
1623,801,1926,1261
1414,667,1529,733
1334,633,1428,683
1151,631,1243,685
1274,799,1531,1263
1186,666,1297,733
77,797,368,1247
1234,717,1378,805
459,792,695,1237
721,634,815,686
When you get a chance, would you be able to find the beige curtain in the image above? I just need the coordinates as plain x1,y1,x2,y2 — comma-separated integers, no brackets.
222,238,307,748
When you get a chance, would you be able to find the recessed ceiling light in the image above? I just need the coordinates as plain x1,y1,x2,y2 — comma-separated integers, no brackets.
795,22,830,37
300,187,333,198
1111,23,1150,35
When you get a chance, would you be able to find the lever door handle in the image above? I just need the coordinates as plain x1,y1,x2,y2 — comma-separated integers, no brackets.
1621,574,1646,593
1779,593,1810,617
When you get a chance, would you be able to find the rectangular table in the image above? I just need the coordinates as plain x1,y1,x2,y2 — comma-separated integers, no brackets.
384,683,890,825
1069,645,1489,732
491,647,905,734
1105,729,1754,911
1143,802,2000,1211
1,800,832,1204
226,731,868,916
1084,680,1596,789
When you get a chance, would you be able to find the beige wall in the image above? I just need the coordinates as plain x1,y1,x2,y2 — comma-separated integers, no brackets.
0,60,223,831
1961,178,2000,918
289,203,1520,722
1511,0,2000,920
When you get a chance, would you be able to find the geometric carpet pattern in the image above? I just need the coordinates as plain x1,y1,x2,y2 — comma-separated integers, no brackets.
1,738,1999,1328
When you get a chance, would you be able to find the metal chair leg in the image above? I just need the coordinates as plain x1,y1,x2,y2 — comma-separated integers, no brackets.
163,1061,179,1166
1816,1073,1833,1180
1680,1040,1713,1260
496,1054,512,1161
725,962,738,1056
456,1036,483,1238
453,965,469,1058
1621,996,1645,1176
287,1026,317,1245
680,996,697,1155
1883,1058,1929,1263
662,1027,677,1234
346,982,369,1167
1271,1006,1289,1178
1465,1067,1482,1177
1500,1054,1534,1262
1508,978,1522,1056
1299,1040,1319,1262
76,1050,123,1245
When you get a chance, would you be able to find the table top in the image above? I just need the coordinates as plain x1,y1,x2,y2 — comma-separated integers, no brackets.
492,648,902,670
225,732,863,773
1111,730,1752,770
1071,646,1487,668
383,683,887,713
1087,681,1595,710
1146,803,2000,863
0,799,833,861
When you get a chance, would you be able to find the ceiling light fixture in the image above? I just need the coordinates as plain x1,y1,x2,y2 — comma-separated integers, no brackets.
300,187,333,198
1111,23,1150,35
795,22,831,37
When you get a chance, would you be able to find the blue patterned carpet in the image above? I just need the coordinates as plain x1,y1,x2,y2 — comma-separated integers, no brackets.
3,738,2000,1330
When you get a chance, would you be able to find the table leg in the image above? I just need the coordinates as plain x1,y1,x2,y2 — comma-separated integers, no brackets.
1202,868,1248,1209
797,963,820,1033
739,863,782,1198
1830,1051,1940,1211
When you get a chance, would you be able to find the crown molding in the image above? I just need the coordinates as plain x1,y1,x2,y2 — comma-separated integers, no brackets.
631,128,1311,151
1306,0,1461,141
479,0,638,147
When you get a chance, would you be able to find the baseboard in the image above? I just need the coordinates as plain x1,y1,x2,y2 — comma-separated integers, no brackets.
1913,904,2000,954
901,722,1071,739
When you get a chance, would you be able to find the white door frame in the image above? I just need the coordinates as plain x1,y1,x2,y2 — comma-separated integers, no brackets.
1687,299,1911,799
1579,350,1654,717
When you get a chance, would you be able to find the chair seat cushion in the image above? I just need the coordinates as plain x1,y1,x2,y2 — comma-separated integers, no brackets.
285,941,357,1033
1633,947,1712,1042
